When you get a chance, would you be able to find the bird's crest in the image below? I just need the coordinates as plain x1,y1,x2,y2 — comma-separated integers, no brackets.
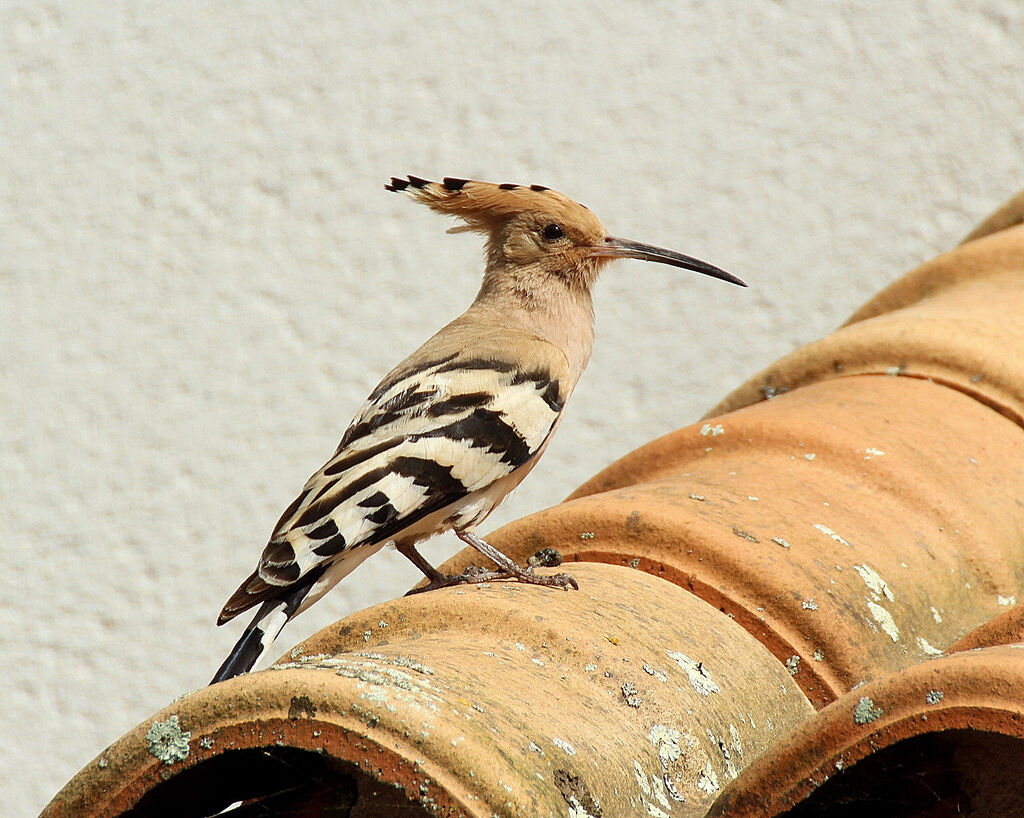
385,175,597,235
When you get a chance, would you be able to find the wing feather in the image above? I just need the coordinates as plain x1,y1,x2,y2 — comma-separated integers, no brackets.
218,331,571,622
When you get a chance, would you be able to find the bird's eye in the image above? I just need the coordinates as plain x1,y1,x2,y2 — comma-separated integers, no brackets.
542,223,564,241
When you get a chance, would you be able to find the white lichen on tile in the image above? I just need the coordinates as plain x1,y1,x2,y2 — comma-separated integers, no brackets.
917,636,943,656
998,595,1016,606
649,771,673,810
708,729,738,780
663,771,687,803
926,690,944,705
732,526,758,543
633,760,652,796
648,724,682,764
145,715,191,765
930,606,942,623
277,654,443,714
802,599,818,611
813,649,825,661
362,687,398,712
785,655,801,675
854,563,895,601
814,524,850,547
644,798,670,817
771,536,791,549
854,697,883,724
863,447,885,459
667,650,720,696
388,655,435,675
867,601,900,642
696,761,720,794
622,682,642,707
580,531,595,539
729,723,743,757
689,492,706,501
643,663,669,683
567,796,601,818
552,736,576,756
804,453,816,461
700,423,724,437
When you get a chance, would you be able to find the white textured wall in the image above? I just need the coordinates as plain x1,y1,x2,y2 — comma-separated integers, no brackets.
3,1,1022,813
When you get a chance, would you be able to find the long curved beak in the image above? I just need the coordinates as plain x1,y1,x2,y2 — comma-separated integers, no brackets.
590,236,746,287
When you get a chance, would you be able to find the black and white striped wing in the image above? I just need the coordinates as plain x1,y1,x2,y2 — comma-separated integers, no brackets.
218,348,568,622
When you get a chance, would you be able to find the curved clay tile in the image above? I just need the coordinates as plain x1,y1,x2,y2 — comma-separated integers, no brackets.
438,374,1024,709
946,602,1024,653
707,644,1024,817
41,564,812,817
42,191,1024,815
701,223,1024,423
959,188,1024,244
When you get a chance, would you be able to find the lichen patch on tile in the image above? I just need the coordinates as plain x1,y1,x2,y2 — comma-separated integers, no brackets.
146,715,191,765
917,636,943,656
667,650,720,696
854,697,883,724
729,723,743,758
696,760,720,794
867,601,900,642
814,524,850,547
926,690,944,705
853,563,896,601
648,725,682,765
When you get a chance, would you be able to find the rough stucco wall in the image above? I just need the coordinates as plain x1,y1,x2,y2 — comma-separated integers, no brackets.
2,1,1021,813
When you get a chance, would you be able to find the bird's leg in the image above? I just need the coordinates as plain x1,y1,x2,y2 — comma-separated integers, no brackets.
457,531,578,590
397,542,451,590
398,541,496,595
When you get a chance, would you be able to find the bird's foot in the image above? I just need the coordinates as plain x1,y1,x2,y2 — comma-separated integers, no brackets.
467,562,578,590
400,534,579,595
406,564,577,594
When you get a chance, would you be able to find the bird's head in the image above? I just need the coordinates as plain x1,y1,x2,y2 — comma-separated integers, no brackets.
386,175,745,297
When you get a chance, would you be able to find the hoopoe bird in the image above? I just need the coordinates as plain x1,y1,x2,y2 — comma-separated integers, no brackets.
211,176,745,683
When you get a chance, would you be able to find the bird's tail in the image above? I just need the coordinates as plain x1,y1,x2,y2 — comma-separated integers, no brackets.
210,580,314,684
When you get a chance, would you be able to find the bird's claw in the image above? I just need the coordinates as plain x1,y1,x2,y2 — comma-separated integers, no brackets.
552,572,579,591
